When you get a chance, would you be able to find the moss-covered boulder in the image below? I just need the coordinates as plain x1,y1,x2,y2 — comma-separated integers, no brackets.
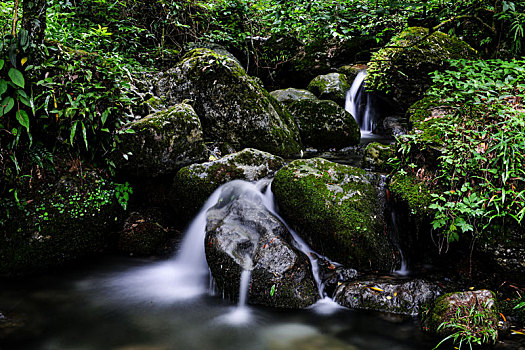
362,142,394,172
422,290,500,345
173,148,284,218
287,99,360,149
0,172,122,275
118,209,169,256
366,27,477,111
270,88,317,105
272,158,399,271
155,48,302,156
205,181,319,308
307,73,351,107
334,278,442,315
115,103,208,178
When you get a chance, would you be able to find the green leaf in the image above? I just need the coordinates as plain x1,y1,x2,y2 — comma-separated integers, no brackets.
0,59,4,70
70,120,78,146
0,79,7,96
81,121,88,150
8,68,25,88
16,110,30,131
270,284,276,297
1,97,14,116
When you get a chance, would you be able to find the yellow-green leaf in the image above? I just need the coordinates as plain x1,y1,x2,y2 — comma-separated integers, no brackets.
21,57,28,66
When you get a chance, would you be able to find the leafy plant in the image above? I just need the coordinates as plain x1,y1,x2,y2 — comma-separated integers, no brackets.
433,301,498,349
393,59,525,247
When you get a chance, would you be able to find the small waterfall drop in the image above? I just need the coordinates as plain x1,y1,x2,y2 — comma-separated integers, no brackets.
345,70,375,133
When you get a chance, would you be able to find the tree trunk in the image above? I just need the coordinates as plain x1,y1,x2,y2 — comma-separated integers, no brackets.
21,0,47,46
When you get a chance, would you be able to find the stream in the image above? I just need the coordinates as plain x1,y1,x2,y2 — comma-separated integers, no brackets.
0,256,435,350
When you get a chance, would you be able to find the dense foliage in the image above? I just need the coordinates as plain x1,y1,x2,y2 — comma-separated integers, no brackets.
393,59,525,247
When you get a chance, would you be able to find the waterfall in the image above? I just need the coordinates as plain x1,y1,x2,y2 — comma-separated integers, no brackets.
345,70,375,133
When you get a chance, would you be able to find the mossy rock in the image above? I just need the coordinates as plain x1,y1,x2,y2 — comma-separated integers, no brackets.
173,148,285,218
272,158,398,271
362,142,394,172
366,27,478,111
388,173,432,217
406,96,455,145
338,64,367,82
422,290,500,344
0,172,122,275
155,48,302,156
287,99,360,149
115,103,208,178
307,73,351,107
270,88,318,105
118,209,168,256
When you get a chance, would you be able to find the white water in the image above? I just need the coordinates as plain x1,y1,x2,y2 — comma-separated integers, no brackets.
345,70,374,133
217,269,253,325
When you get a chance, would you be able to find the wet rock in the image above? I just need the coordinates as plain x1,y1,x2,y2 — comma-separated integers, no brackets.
338,64,367,82
380,116,406,137
287,99,360,149
118,209,169,256
154,48,302,156
366,27,477,111
114,103,208,178
173,148,284,218
362,142,394,172
307,73,351,107
0,172,122,275
205,181,319,309
270,88,318,104
334,278,442,315
477,222,525,282
315,255,358,297
422,290,501,344
272,158,399,271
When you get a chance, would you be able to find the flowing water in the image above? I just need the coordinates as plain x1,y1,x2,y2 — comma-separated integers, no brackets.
0,180,435,350
345,70,376,135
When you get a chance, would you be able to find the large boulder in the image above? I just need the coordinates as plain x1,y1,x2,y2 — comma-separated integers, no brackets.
0,172,123,275
154,48,302,156
334,278,442,315
422,290,501,345
307,73,351,107
270,88,317,104
173,148,285,217
287,99,360,149
362,142,394,172
205,181,319,308
366,27,477,111
272,158,399,271
114,103,208,178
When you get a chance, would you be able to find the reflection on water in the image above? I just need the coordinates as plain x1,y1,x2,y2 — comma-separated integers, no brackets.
0,257,434,350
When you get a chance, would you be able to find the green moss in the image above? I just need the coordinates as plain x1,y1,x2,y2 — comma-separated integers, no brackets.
362,142,394,172
273,158,395,271
389,173,432,216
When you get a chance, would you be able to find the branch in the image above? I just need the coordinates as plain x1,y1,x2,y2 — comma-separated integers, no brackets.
432,14,496,35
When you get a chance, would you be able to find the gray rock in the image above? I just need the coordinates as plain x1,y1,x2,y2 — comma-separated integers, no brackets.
362,142,394,172
154,48,302,156
307,73,351,107
270,88,318,104
334,278,442,315
205,181,319,308
115,103,208,178
287,99,360,149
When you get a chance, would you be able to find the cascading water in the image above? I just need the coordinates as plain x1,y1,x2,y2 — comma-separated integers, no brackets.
345,70,375,133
